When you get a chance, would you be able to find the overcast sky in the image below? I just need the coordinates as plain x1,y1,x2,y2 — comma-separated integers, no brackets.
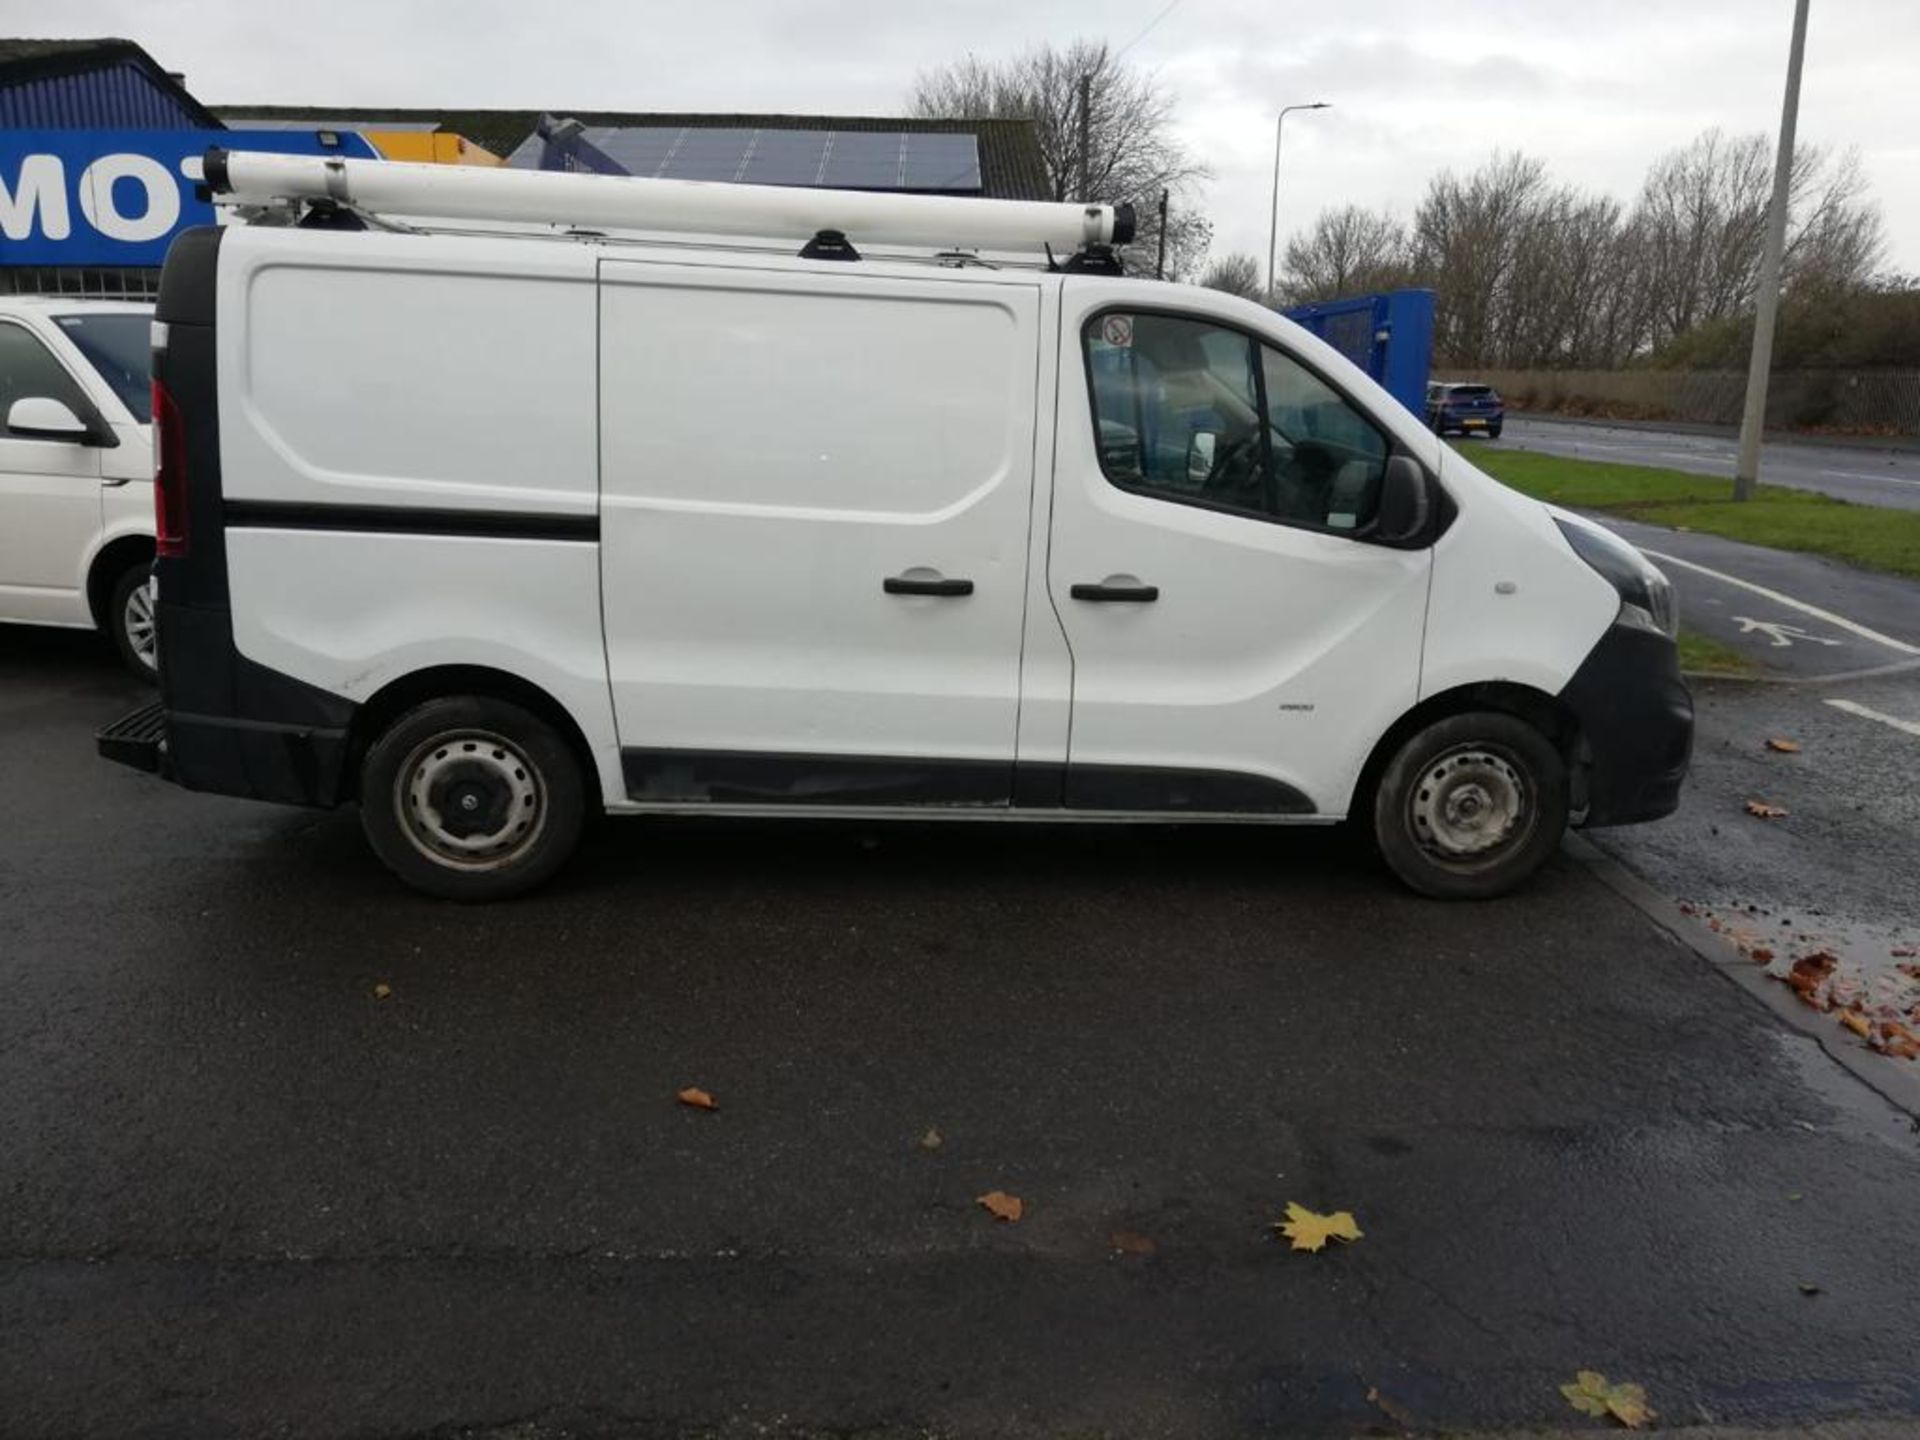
15,0,1919,275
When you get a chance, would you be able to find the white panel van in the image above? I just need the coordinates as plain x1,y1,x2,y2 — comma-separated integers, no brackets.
99,154,1692,901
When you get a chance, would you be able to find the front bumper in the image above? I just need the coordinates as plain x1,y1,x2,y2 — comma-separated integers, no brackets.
1560,617,1694,827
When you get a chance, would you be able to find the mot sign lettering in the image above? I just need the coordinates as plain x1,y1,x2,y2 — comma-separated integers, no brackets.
1,130,378,267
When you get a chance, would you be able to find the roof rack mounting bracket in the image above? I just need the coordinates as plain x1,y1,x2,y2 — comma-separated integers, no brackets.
798,228,861,262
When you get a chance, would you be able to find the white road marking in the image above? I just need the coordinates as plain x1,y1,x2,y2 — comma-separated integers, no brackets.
1733,617,1843,648
1638,548,1920,657
1825,698,1920,738
1818,468,1920,488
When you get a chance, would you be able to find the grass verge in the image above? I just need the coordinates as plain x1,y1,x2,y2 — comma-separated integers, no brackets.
1458,445,1920,582
1676,629,1760,678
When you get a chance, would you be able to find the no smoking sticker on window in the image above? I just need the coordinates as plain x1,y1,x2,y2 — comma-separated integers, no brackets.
1101,315,1134,348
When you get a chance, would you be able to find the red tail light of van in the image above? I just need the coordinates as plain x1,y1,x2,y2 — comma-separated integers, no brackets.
153,377,188,558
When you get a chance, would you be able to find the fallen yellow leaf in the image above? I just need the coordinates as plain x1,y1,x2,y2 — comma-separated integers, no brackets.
676,1086,718,1111
1561,1371,1656,1429
1746,799,1789,819
1366,1385,1416,1430
977,1190,1023,1222
371,982,392,1000
1275,1201,1362,1252
917,1126,944,1151
1839,1011,1871,1038
1766,738,1802,753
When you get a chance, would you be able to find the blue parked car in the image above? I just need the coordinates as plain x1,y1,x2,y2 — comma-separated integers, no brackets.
1425,381,1504,438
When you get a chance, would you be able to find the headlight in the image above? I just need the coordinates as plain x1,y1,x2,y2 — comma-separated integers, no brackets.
1555,518,1678,638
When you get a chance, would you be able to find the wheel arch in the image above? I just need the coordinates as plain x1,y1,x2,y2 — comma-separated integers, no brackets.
346,664,600,806
1352,680,1587,821
85,533,156,632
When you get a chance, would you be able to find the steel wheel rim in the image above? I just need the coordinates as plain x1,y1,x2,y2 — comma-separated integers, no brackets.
123,584,158,670
1409,744,1532,861
395,728,545,871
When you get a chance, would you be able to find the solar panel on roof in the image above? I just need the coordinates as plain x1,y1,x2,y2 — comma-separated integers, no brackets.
740,134,831,186
819,133,901,189
901,133,982,190
507,124,983,192
593,128,676,172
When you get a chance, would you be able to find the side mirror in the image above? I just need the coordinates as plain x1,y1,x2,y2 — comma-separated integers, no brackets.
1186,429,1218,483
7,396,93,443
1373,455,1431,543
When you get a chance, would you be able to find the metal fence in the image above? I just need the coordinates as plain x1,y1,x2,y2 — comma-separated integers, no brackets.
1472,368,1920,436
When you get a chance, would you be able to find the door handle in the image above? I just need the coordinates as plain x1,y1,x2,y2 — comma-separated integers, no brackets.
884,574,974,597
1071,580,1159,603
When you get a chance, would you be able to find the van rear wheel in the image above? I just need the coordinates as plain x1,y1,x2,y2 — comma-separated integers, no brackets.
1372,711,1567,900
359,695,586,901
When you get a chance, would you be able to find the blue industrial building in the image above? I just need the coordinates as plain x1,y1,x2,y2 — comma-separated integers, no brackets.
0,38,223,295
0,37,219,130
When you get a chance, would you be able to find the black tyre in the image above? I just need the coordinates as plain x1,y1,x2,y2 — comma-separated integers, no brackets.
1488,424,1503,439
1372,711,1568,900
106,561,158,682
358,695,586,901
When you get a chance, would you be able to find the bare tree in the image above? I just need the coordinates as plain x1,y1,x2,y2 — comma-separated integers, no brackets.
1781,147,1884,297
1200,252,1264,299
1277,205,1410,305
1276,126,1886,370
909,40,1208,276
1631,129,1883,352
1410,152,1550,365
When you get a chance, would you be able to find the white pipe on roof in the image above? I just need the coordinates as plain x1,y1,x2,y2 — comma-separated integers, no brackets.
205,149,1134,251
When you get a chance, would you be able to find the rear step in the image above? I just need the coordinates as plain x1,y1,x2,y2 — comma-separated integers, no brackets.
97,699,169,775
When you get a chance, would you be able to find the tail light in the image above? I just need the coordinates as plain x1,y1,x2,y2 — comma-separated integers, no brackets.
153,377,188,557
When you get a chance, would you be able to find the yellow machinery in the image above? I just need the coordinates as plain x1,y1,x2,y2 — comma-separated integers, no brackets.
364,132,502,167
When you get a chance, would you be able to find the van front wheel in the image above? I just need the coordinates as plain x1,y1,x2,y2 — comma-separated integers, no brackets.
1372,711,1568,900
359,695,586,901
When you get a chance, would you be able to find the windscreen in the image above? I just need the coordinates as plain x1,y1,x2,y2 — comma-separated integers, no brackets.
1448,385,1494,399
54,313,151,424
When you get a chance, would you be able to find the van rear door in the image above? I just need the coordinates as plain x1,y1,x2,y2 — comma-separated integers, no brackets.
598,259,1043,806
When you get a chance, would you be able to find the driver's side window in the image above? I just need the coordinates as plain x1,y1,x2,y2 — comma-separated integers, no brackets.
1082,310,1392,537
1085,312,1259,502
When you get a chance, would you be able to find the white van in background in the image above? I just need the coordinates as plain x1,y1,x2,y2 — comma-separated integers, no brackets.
0,297,158,677
99,152,1692,901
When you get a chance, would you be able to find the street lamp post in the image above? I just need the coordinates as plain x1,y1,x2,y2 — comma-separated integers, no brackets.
1267,101,1330,301
1733,0,1812,501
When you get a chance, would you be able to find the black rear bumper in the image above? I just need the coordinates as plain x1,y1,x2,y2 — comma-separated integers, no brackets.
97,693,352,808
1560,617,1694,827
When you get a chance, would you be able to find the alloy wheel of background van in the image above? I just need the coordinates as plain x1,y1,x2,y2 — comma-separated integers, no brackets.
108,564,158,682
359,695,586,901
1372,711,1568,900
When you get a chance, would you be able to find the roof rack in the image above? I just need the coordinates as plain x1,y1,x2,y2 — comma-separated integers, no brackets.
202,147,1135,259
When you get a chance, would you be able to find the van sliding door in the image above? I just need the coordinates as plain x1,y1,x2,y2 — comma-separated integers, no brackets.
597,259,1043,808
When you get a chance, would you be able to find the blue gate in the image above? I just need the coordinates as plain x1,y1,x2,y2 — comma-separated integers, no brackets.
1283,289,1434,421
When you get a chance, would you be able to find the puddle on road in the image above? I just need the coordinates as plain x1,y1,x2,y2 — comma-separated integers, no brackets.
1679,900,1920,1066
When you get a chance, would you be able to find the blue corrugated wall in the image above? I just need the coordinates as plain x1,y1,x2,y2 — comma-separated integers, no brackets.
0,59,207,129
